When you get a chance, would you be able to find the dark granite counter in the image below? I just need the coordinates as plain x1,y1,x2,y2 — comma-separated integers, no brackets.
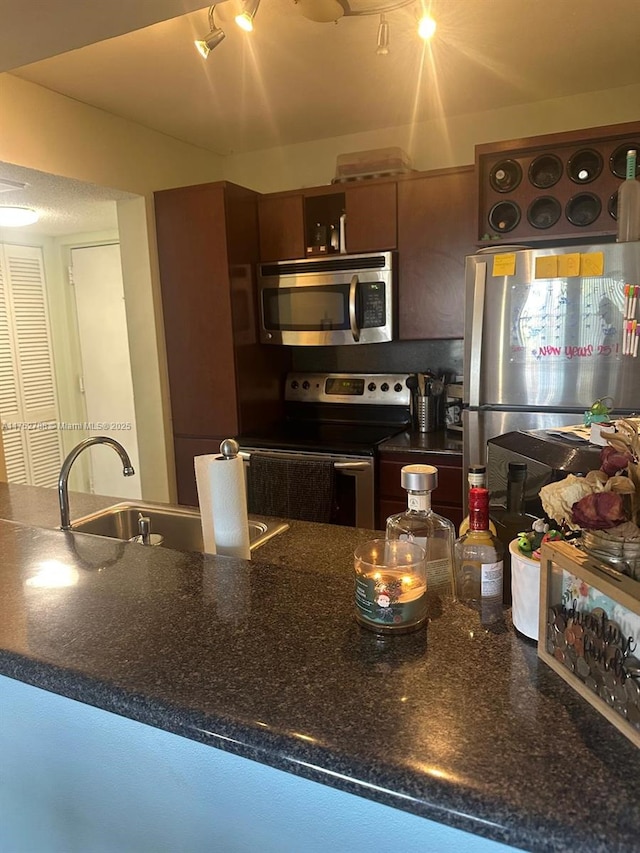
1,483,639,852
380,428,463,456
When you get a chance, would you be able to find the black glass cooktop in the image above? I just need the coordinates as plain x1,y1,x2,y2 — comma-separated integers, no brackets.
237,420,408,457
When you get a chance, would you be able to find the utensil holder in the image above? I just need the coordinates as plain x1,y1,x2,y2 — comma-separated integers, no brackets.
416,396,437,433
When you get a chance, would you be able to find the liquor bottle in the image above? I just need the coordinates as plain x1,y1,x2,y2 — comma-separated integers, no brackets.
386,464,455,597
459,465,497,536
454,487,504,626
617,149,640,243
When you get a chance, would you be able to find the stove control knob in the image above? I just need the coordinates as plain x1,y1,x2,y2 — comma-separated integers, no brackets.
394,382,403,393
302,380,310,391
291,380,299,390
380,382,389,392
368,382,376,392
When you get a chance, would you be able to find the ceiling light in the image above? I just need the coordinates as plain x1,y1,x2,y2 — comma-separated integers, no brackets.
195,6,226,58
418,13,436,40
376,14,389,55
295,0,345,23
235,0,260,32
0,207,39,227
295,1,435,53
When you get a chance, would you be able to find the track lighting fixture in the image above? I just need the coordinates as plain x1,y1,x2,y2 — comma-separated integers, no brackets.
194,1,434,59
235,0,260,32
194,6,226,58
295,1,436,54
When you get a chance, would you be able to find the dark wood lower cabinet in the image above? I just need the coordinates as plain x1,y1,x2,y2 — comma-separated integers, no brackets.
377,451,463,531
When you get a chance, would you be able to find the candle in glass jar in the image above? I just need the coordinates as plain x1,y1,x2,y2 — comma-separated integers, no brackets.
354,539,427,634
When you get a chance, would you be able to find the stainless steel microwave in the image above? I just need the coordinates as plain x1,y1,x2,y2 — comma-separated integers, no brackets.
257,252,395,346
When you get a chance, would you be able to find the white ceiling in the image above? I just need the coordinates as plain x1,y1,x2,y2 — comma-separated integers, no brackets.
1,0,639,234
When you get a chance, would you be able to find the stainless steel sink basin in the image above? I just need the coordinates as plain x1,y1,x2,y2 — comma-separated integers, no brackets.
70,501,289,554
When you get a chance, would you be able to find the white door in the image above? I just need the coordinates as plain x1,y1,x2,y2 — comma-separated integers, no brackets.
71,244,141,499
0,243,63,487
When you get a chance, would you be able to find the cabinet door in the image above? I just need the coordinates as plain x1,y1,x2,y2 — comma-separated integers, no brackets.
397,167,475,340
378,451,463,530
345,182,397,252
154,184,239,439
258,195,305,261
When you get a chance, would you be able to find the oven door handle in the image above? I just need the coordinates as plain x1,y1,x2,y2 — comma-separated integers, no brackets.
334,461,370,470
349,274,360,342
239,451,369,472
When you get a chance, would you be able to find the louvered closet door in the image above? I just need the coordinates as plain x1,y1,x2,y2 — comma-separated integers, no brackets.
0,244,62,487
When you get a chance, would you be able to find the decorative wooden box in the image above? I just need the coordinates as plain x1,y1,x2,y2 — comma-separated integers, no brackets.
538,540,640,747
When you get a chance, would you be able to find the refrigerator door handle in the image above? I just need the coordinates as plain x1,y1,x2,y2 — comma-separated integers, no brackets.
469,261,486,408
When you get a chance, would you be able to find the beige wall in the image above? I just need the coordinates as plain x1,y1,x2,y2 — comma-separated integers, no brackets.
224,83,640,193
0,73,230,502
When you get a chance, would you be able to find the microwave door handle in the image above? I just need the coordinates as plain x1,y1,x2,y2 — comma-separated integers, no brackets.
349,274,360,342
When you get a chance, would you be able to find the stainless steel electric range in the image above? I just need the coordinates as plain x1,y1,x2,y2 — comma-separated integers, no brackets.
237,372,412,529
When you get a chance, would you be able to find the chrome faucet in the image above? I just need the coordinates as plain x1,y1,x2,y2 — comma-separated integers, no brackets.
58,436,135,530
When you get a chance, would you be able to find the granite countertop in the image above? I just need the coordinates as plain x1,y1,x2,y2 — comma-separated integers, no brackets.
379,428,463,456
1,482,639,852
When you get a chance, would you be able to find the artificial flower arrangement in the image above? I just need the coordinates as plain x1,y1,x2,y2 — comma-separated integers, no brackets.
513,419,640,564
538,419,640,545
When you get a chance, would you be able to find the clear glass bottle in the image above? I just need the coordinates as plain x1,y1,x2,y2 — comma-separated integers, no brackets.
459,465,497,535
454,487,504,626
386,464,455,597
617,149,640,243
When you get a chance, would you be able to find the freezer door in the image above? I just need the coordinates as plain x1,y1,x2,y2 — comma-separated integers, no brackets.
464,243,640,411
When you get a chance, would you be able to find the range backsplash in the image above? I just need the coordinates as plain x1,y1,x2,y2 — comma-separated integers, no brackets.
291,338,463,380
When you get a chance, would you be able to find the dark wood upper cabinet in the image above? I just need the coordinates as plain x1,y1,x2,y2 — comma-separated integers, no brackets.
155,182,239,439
258,178,398,261
257,193,305,261
155,181,290,504
344,181,397,252
397,166,475,340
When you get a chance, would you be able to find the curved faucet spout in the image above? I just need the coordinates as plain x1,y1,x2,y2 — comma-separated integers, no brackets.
58,436,135,530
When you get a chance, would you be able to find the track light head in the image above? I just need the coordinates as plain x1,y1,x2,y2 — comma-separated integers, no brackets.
195,26,226,58
235,0,260,32
376,13,389,55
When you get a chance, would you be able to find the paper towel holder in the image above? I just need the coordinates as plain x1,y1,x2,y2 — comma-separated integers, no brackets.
220,438,240,459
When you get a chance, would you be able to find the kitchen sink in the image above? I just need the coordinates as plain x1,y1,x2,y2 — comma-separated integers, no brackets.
70,501,289,554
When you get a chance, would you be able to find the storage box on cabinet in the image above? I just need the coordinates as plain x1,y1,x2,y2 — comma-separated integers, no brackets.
476,120,640,244
378,451,463,531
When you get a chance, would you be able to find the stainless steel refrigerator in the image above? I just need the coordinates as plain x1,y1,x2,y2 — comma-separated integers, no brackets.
463,241,640,477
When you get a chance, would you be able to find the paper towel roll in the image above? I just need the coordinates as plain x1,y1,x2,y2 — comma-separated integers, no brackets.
194,453,251,560
194,454,217,555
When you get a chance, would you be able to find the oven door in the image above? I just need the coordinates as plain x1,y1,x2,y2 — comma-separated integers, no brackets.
239,448,375,529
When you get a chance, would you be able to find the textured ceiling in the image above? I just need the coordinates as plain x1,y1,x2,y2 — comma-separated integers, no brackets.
1,0,639,234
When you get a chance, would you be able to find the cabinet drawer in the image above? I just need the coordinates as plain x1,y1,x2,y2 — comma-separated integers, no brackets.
379,454,462,503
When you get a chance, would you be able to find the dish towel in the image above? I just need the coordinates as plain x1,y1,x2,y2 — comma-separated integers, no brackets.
247,454,335,523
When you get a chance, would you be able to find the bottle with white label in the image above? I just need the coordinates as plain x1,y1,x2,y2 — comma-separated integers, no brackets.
385,464,455,597
454,486,504,626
